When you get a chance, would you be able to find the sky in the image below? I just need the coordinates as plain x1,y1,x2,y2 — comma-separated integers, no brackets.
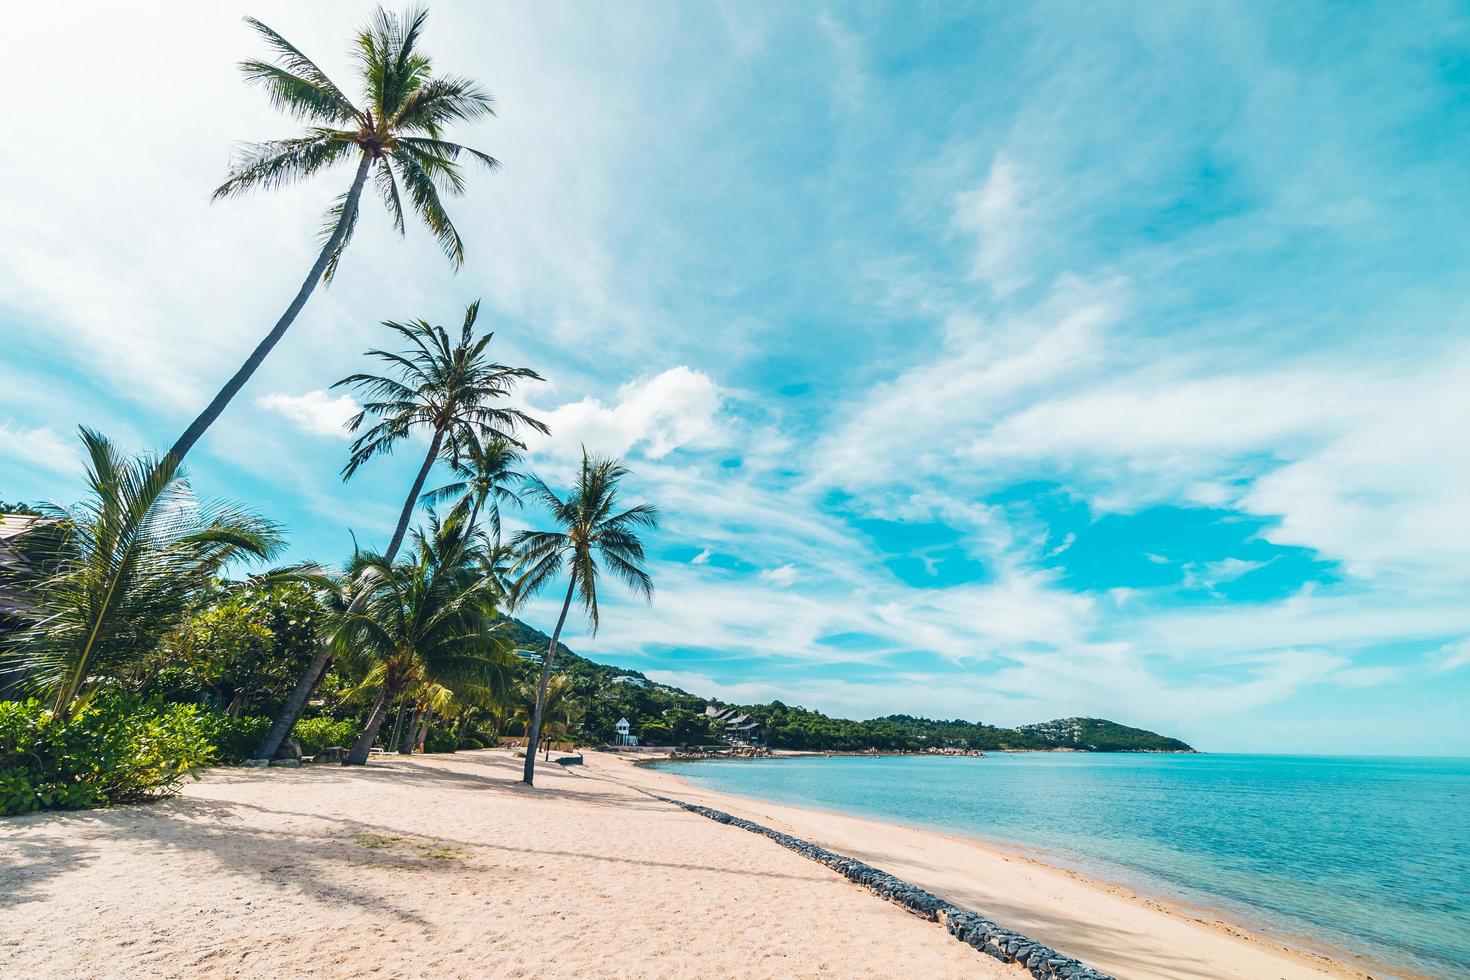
2,1,1468,755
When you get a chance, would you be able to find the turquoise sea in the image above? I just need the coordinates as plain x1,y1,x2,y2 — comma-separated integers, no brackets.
655,753,1470,978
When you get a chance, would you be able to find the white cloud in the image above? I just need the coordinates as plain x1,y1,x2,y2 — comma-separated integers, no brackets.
1330,666,1404,688
0,424,81,476
256,390,359,438
530,366,722,461
1431,639,1470,673
759,564,800,587
690,548,713,565
954,154,1038,296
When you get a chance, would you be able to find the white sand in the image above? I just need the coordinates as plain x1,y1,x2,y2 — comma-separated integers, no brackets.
0,749,1015,979
0,748,1377,979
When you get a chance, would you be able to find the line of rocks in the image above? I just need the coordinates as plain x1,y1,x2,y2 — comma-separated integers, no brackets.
652,795,1112,980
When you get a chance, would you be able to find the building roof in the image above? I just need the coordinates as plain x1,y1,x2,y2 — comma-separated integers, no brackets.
0,514,40,619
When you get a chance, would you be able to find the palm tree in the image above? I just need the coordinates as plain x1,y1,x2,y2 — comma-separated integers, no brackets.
336,301,547,563
421,432,524,541
509,452,658,785
331,519,512,766
0,429,282,719
513,675,585,760
170,6,499,463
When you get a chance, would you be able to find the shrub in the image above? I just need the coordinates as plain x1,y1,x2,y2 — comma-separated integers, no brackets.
0,693,215,816
457,737,485,750
290,717,358,756
423,726,458,754
195,713,272,764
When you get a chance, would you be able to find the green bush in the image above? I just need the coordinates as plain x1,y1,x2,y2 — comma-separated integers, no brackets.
290,717,358,756
457,736,485,750
424,726,457,754
0,693,215,816
195,713,271,764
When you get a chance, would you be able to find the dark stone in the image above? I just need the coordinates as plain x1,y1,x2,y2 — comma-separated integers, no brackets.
273,738,302,762
310,746,348,764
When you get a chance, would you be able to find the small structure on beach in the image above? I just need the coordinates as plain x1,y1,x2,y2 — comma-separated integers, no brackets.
612,717,639,746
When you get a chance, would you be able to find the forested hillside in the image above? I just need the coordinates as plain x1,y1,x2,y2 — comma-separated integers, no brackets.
503,617,1195,753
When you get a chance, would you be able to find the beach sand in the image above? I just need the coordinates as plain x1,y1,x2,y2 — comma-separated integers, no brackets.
0,748,1372,979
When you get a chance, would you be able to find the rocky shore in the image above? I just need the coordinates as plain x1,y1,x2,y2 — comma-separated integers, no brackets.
653,793,1113,980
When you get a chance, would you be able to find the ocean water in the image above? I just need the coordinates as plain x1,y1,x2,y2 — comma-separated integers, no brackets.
655,753,1470,978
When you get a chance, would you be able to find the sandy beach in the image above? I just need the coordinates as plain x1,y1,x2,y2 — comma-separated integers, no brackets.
0,749,1374,979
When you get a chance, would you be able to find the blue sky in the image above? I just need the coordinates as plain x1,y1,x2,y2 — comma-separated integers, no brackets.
3,1,1468,754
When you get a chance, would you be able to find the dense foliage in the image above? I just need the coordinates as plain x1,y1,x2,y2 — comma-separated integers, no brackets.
0,693,215,816
156,581,321,718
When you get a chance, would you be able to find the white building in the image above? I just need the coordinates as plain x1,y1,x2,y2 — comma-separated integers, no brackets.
613,717,639,746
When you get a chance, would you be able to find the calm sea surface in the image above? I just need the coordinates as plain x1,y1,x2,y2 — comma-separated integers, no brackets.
655,753,1470,978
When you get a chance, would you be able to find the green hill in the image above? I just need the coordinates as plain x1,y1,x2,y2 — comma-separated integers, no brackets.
501,616,1195,753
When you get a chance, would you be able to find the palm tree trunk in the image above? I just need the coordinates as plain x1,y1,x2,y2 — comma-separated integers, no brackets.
401,706,422,754
522,578,576,786
250,429,428,763
415,708,433,753
169,153,373,464
344,685,391,766
385,428,445,562
389,695,408,753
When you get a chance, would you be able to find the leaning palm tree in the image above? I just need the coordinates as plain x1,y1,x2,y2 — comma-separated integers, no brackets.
510,452,658,785
333,511,512,765
170,6,499,463
336,300,547,562
0,429,282,719
421,432,524,541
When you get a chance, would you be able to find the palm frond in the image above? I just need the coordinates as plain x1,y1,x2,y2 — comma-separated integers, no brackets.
213,133,356,199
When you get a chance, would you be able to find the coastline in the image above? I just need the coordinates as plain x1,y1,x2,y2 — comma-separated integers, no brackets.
609,752,1400,980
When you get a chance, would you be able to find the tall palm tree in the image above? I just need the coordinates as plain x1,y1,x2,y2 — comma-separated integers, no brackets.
421,433,524,541
331,519,512,765
170,6,499,463
0,429,282,719
510,452,658,785
336,300,547,563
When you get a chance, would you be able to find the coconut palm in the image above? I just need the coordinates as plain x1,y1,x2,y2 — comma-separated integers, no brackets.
336,300,547,563
170,6,499,463
421,433,524,541
509,452,658,785
331,525,512,766
0,429,282,719
514,674,584,759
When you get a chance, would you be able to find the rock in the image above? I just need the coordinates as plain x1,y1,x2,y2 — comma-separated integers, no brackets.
311,746,348,764
268,758,301,768
273,738,302,762
240,758,270,768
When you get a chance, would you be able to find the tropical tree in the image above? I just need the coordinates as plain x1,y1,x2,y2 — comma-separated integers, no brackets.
332,514,513,765
250,306,543,761
0,429,282,719
510,452,658,785
421,432,524,541
514,674,585,759
336,301,547,562
170,5,500,463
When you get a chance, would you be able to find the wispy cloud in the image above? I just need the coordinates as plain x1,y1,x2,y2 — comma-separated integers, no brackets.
257,391,358,439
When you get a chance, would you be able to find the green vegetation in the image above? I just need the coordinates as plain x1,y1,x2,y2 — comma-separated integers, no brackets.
2,429,282,720
0,693,216,815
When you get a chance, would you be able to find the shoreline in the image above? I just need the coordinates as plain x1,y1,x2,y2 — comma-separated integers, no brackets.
613,752,1407,980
